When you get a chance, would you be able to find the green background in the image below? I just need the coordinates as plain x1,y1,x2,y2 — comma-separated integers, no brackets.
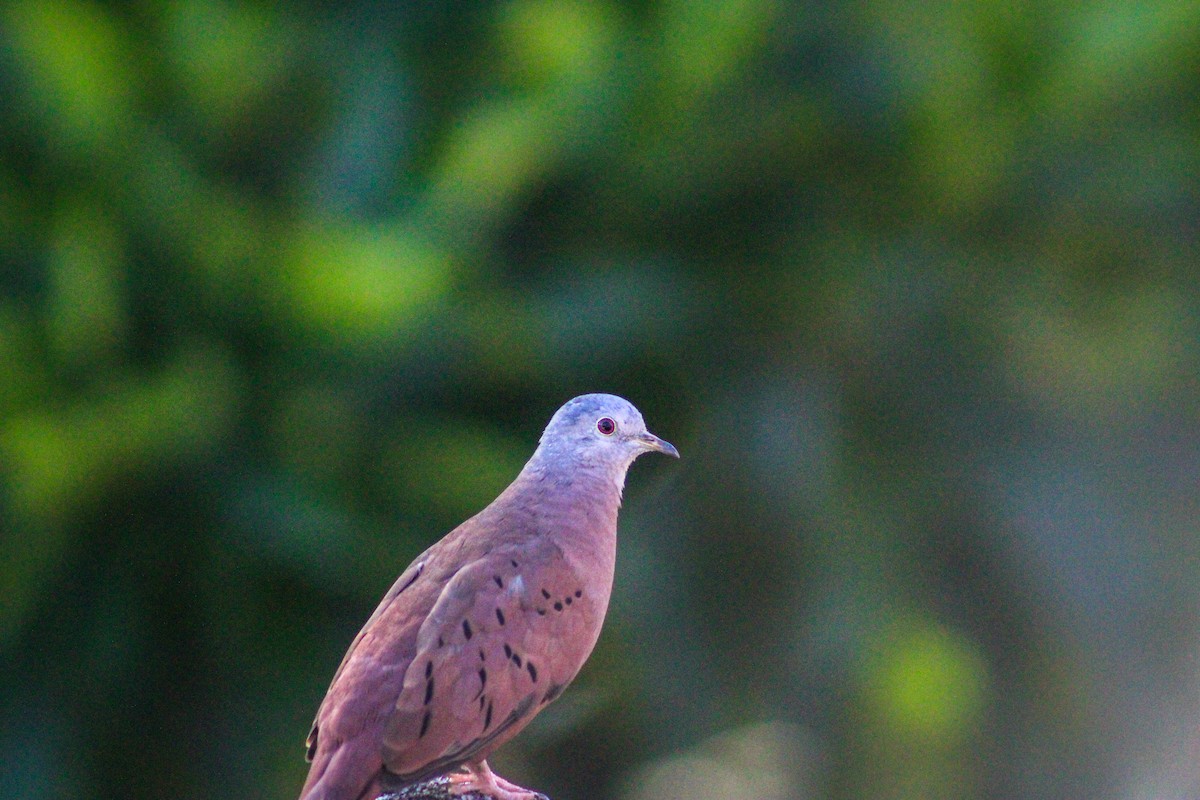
2,2,1198,799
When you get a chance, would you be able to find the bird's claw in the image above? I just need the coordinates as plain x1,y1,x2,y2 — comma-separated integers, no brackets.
448,762,547,800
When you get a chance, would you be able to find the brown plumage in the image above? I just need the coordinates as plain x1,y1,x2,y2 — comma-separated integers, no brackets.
299,394,678,800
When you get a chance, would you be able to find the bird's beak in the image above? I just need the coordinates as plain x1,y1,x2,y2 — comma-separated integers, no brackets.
637,431,680,458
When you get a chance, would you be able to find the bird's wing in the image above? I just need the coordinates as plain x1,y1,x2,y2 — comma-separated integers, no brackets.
299,539,452,800
381,538,599,782
305,547,434,761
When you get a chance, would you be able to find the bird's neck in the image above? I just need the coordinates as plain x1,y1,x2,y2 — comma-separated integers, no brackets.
510,457,627,575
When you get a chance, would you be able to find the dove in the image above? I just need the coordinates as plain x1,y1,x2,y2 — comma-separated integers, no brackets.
299,394,678,800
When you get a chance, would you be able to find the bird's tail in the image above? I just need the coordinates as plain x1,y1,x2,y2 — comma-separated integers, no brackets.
298,747,382,800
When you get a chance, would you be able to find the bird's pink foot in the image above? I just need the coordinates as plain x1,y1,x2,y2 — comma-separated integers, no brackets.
449,761,546,800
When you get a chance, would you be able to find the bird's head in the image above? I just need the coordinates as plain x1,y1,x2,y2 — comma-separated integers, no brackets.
533,393,679,474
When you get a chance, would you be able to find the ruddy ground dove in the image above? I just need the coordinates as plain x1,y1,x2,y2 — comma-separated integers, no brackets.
299,394,678,800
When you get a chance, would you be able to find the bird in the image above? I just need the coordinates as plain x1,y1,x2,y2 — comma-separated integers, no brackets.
299,393,679,800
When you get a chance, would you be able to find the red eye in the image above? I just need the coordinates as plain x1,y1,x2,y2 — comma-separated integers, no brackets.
596,417,616,435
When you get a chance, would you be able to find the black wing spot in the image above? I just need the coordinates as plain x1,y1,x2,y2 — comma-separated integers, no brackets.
536,608,546,616
437,636,445,648
526,662,538,683
574,589,582,598
541,589,551,599
511,559,519,568
564,596,572,605
542,683,564,704
479,668,488,690
425,661,433,679
493,575,503,588
512,652,523,668
503,643,513,659
495,608,506,626
424,679,435,705
513,693,535,720
554,602,563,612
419,710,432,738
483,700,494,731
462,620,473,640
479,648,486,661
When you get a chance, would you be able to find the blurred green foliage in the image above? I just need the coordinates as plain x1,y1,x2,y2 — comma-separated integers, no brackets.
3,2,1199,800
